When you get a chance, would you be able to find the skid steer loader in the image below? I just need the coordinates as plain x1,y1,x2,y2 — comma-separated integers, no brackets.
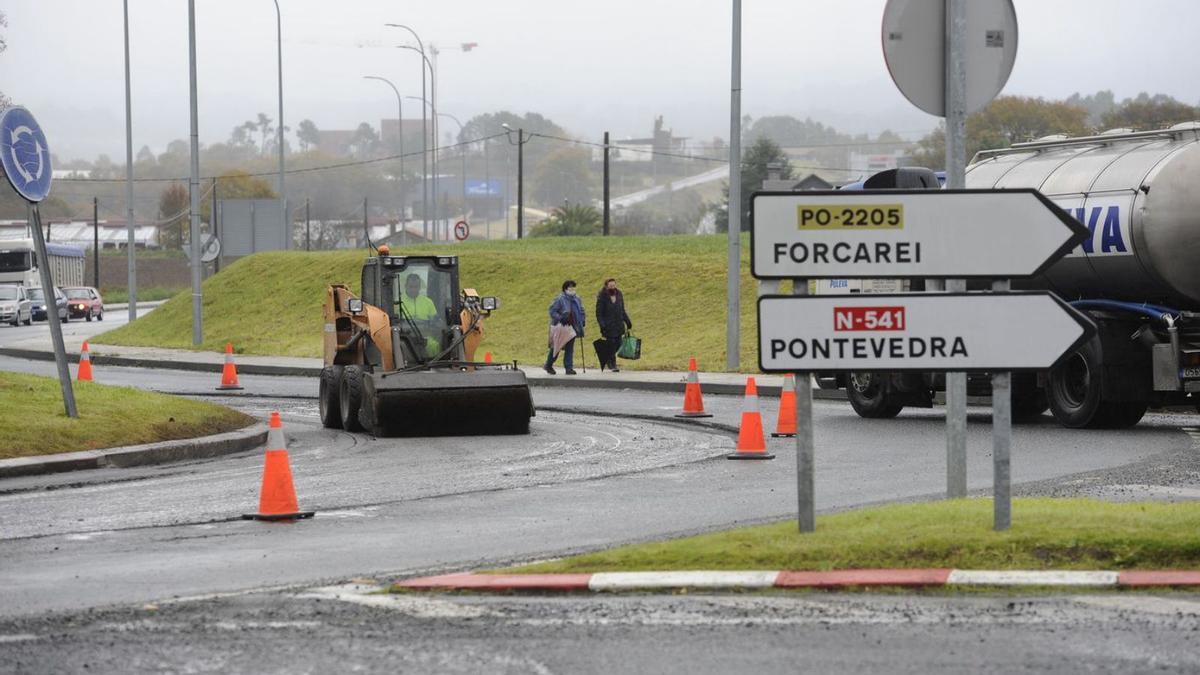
319,249,534,436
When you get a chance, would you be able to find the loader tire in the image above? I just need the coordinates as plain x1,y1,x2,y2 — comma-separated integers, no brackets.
319,365,343,429
339,365,365,432
358,376,384,437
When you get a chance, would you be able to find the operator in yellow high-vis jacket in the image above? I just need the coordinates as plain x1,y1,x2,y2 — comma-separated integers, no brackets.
398,273,442,357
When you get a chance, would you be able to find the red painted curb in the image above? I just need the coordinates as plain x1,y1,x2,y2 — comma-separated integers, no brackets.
775,569,953,588
1118,570,1200,587
396,573,594,591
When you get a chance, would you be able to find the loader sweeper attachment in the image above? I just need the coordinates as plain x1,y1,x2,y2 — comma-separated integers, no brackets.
319,251,534,436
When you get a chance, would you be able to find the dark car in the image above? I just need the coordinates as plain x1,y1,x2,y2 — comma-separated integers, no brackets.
62,286,104,321
28,287,68,323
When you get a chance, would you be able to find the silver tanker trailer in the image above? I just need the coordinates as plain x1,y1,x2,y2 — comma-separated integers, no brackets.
836,123,1200,428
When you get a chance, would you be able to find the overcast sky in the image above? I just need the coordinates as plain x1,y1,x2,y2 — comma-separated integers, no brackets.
4,0,1199,162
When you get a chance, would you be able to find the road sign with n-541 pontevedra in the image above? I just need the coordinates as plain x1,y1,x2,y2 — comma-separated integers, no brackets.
750,189,1088,280
756,292,1094,373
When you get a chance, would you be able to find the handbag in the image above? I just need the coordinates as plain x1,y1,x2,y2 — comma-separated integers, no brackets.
617,331,641,360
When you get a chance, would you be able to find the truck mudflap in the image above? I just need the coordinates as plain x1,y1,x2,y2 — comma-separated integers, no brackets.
360,367,535,436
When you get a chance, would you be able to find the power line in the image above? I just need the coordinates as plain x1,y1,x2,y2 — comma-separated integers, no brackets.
54,132,509,184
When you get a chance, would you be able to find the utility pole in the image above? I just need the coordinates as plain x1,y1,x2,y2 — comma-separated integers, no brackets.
517,128,524,238
363,197,369,246
603,131,611,236
211,177,220,273
92,197,99,288
305,197,311,251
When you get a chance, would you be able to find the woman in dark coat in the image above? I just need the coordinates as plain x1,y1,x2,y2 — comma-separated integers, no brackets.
594,278,632,372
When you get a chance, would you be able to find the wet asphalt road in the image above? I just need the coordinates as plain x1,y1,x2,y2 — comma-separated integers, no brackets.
2,352,1200,672
2,589,1199,674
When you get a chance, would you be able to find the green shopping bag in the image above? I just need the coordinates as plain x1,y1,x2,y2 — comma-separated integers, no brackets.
617,331,641,360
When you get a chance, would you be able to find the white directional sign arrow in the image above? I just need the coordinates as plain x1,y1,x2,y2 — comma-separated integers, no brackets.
751,189,1089,279
757,292,1095,373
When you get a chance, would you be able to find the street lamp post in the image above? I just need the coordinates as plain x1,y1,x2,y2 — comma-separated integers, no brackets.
122,0,137,323
272,0,286,247
386,25,431,239
364,75,405,230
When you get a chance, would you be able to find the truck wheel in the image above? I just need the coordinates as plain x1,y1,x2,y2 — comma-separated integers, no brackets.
847,372,904,419
1101,400,1148,429
1047,339,1105,428
318,365,343,429
339,365,365,432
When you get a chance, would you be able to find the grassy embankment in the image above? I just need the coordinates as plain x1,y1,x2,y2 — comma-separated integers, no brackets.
93,235,786,371
497,498,1200,572
0,371,254,459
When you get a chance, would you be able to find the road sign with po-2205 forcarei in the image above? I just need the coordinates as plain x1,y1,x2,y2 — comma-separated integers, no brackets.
750,189,1088,280
756,292,1094,373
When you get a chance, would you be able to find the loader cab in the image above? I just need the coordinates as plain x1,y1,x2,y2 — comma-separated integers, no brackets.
363,255,461,364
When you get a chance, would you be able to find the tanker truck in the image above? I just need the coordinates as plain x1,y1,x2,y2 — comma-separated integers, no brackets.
835,123,1200,429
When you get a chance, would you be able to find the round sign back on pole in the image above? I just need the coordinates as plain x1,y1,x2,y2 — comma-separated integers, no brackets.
882,0,1018,116
0,106,54,203
200,234,222,263
454,220,470,241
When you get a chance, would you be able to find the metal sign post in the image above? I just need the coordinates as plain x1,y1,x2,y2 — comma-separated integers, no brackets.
991,278,1013,529
793,277,815,533
0,106,78,418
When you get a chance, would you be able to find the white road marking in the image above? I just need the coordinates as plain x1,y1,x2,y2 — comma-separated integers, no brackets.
295,583,497,619
589,571,780,590
947,570,1119,587
0,634,39,643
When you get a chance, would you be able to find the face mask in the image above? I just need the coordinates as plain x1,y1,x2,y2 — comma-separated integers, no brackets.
565,288,576,296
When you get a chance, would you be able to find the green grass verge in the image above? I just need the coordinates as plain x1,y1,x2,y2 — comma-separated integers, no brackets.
0,371,254,459
101,286,186,305
496,498,1200,572
92,234,784,371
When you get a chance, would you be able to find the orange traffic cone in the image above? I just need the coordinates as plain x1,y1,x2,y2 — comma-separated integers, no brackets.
243,412,315,521
728,377,775,460
76,340,93,382
217,342,244,390
675,358,713,418
483,351,493,363
772,374,798,438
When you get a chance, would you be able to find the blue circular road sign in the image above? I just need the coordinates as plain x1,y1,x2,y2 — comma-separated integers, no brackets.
0,106,54,203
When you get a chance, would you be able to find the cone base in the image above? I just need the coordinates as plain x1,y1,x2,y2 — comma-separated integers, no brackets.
216,384,245,391
771,432,796,438
726,452,775,460
675,412,714,418
242,511,315,521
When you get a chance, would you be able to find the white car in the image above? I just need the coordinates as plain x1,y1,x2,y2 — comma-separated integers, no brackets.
0,284,33,326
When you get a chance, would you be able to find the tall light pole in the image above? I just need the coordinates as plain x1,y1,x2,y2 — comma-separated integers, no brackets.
272,0,286,245
395,45,434,238
365,76,405,226
187,0,202,344
726,0,742,370
122,0,137,323
386,25,430,239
